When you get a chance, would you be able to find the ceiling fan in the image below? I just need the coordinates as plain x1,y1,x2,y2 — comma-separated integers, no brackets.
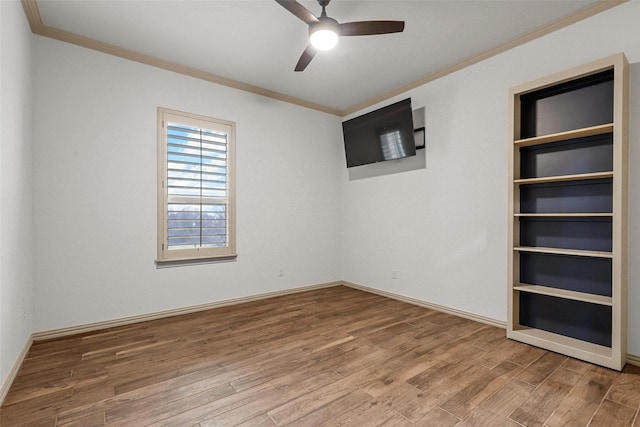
275,0,405,72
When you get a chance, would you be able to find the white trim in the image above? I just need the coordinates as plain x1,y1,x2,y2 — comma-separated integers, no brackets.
0,335,33,406
341,281,507,329
32,281,341,341
626,354,640,368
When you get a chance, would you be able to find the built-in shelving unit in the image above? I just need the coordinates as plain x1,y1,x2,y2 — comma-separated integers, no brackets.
507,54,628,370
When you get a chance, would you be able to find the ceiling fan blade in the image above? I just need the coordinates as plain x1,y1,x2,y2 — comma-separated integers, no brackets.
340,21,405,36
294,45,317,72
275,0,319,25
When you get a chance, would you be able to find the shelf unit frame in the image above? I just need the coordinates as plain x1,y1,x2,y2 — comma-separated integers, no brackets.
507,53,628,370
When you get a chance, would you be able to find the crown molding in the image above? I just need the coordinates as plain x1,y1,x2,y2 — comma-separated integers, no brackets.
341,0,628,116
21,0,627,117
20,0,343,117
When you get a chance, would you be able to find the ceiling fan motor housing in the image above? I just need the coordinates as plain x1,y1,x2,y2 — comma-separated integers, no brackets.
310,16,340,37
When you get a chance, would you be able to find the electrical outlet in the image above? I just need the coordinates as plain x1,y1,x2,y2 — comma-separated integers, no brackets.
392,270,397,279
279,268,285,277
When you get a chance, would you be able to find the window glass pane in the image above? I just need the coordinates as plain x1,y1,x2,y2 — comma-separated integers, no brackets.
167,203,227,249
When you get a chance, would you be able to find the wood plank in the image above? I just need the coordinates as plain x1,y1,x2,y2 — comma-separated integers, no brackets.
479,336,546,369
58,411,105,427
438,360,523,418
457,379,534,426
463,325,506,349
169,370,343,426
4,374,107,406
266,373,369,425
545,371,615,427
105,382,237,425
232,414,276,427
415,407,460,426
56,364,229,425
0,391,69,426
0,415,57,427
606,364,640,409
361,374,440,421
589,399,637,426
324,399,411,427
514,351,567,387
280,388,373,426
508,368,583,427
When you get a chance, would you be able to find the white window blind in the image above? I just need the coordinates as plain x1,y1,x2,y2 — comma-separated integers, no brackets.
158,109,236,262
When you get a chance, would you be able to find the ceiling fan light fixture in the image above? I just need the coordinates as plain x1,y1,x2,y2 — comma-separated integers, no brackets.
276,0,405,71
309,20,339,50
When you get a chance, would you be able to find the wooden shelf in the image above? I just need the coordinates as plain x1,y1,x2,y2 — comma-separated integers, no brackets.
514,123,613,147
514,171,613,185
513,246,613,258
513,283,612,306
514,213,612,218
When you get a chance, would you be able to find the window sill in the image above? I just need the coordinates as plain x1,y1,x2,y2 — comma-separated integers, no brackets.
155,254,238,268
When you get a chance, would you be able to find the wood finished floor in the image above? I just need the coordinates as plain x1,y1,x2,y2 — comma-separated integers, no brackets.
2,286,640,426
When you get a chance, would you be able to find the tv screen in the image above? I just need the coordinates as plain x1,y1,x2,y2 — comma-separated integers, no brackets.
342,98,416,168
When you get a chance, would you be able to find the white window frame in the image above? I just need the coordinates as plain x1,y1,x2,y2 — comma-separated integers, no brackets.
157,107,236,263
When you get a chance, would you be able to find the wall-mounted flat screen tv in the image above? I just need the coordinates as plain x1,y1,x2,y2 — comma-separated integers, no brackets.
342,98,416,168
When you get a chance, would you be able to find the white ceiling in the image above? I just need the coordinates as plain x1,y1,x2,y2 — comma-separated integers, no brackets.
34,0,612,115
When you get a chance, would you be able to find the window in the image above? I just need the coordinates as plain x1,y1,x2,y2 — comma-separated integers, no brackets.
157,108,236,262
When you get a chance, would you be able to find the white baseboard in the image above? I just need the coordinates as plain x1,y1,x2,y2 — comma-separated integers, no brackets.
0,334,33,406
33,281,342,341
626,353,640,367
342,281,506,329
